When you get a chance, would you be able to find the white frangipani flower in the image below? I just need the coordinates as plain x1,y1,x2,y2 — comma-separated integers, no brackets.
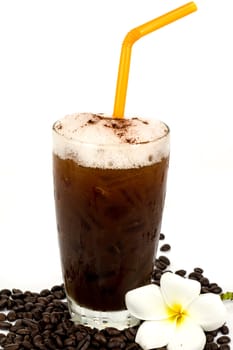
125,272,227,350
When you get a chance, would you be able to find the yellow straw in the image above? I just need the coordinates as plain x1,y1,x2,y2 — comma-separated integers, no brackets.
113,2,197,118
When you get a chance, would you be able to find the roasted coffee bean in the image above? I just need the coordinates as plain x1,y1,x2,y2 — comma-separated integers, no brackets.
12,289,22,295
158,255,170,266
201,287,210,294
210,285,222,294
94,332,108,345
124,329,136,342
37,296,48,305
208,329,218,337
219,345,230,350
175,269,187,277
159,233,165,240
194,267,204,274
3,344,20,350
220,325,229,335
24,296,37,303
40,289,51,297
153,270,162,281
77,337,91,350
200,277,210,286
0,289,11,297
6,311,16,322
204,343,218,350
22,339,33,349
107,336,126,348
16,327,31,335
188,272,201,281
0,313,6,321
11,293,24,300
0,321,11,330
217,336,231,344
0,298,8,310
53,290,66,299
55,334,64,348
125,344,140,350
154,259,167,270
64,336,77,347
51,311,61,324
0,332,6,342
160,243,171,251
105,327,121,336
206,333,214,343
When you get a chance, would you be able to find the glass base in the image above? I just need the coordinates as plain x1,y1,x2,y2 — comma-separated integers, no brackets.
67,295,140,330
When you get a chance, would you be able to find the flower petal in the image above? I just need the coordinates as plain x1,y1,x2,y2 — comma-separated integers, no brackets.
161,272,201,310
125,284,169,320
135,319,176,350
187,293,227,331
167,316,206,350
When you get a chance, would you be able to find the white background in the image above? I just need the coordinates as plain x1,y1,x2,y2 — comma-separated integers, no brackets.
0,0,233,334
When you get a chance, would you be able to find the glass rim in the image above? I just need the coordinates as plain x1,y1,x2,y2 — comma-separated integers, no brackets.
52,117,170,148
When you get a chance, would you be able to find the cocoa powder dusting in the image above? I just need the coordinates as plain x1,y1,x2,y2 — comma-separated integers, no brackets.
101,118,138,144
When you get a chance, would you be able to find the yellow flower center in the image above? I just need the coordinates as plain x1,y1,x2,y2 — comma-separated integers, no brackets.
167,304,188,325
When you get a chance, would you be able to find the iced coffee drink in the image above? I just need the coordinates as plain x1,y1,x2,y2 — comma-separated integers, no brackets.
52,113,169,329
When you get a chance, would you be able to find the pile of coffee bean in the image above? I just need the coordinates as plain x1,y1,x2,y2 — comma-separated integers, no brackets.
0,284,141,350
0,234,231,350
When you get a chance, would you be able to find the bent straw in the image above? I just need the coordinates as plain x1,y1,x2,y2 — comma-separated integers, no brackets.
113,2,197,118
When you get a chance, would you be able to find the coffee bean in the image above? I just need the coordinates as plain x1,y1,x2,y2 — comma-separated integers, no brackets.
175,269,187,277
105,327,121,336
220,325,229,335
0,298,8,310
12,289,22,295
208,329,218,337
124,329,135,342
107,336,126,348
94,332,108,345
51,285,63,292
0,313,6,321
64,337,77,347
159,233,165,240
0,289,11,297
194,267,204,274
55,334,64,348
201,287,210,294
3,344,20,350
189,272,201,281
7,311,16,322
210,286,222,294
158,255,170,266
0,333,6,342
125,344,140,350
200,277,210,286
217,336,231,344
40,289,51,297
78,338,91,350
11,293,24,300
0,321,11,330
22,339,33,349
16,327,31,335
152,270,162,282
24,296,37,303
53,290,66,299
160,243,171,252
154,260,167,270
205,343,218,350
219,345,230,350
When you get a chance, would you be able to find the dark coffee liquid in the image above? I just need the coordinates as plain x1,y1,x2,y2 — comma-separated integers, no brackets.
53,155,169,311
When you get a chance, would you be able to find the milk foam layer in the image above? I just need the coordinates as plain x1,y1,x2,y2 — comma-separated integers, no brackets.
53,113,169,169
